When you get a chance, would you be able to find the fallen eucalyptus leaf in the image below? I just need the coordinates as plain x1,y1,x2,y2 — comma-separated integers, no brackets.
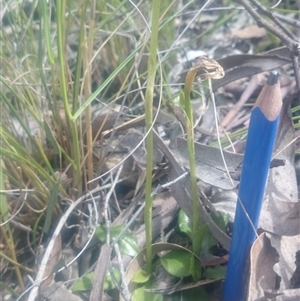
176,137,242,190
248,233,279,300
212,54,291,91
154,131,231,250
268,233,300,290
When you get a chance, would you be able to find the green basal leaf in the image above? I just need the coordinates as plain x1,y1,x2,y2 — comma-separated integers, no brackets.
95,225,124,242
43,181,60,234
133,269,151,283
119,234,139,257
104,267,121,290
200,226,218,253
95,226,106,242
50,258,66,274
72,268,121,293
189,255,202,281
204,265,226,279
44,120,60,155
178,209,192,241
193,225,218,254
132,285,163,301
95,225,139,256
160,250,193,278
0,281,19,297
182,287,209,301
72,272,94,292
211,211,230,232
193,225,207,256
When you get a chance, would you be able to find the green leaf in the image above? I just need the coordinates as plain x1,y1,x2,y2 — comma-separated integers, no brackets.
178,209,192,240
104,267,121,290
160,250,194,278
44,120,60,155
43,181,59,234
0,281,19,297
72,272,94,292
182,287,209,301
119,233,139,257
72,268,121,293
95,225,139,257
133,269,151,283
200,227,218,253
95,226,106,242
189,255,202,281
0,164,9,221
204,265,226,279
179,90,186,110
110,225,126,237
211,211,230,232
50,258,66,274
193,225,217,254
193,225,207,255
132,286,163,301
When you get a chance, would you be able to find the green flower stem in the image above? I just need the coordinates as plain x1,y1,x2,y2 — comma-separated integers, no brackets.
144,0,161,274
181,67,200,255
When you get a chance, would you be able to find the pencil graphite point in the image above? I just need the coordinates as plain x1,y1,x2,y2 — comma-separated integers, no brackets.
254,70,282,121
267,70,279,85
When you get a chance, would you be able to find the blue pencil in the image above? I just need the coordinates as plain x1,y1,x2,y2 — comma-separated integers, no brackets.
223,71,282,301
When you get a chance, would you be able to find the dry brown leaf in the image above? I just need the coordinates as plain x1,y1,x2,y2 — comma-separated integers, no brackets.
40,282,82,301
269,234,300,290
40,234,62,292
248,233,280,301
247,232,300,300
176,137,243,190
213,54,290,91
154,131,231,250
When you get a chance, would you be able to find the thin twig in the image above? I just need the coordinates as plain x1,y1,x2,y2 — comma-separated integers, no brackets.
112,243,131,301
249,0,296,40
239,0,300,97
273,12,300,28
239,0,297,50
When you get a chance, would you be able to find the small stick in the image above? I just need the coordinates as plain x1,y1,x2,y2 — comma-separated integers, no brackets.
223,70,282,301
239,0,300,95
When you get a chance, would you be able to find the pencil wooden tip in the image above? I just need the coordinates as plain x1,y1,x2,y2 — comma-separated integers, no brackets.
254,70,282,121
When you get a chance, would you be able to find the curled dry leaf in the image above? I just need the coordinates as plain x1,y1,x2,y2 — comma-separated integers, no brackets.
192,56,225,82
248,233,280,301
248,233,300,300
270,234,300,291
